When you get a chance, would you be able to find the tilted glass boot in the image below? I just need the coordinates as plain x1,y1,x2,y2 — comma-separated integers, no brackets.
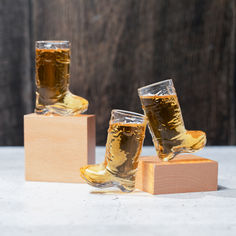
138,79,206,161
80,110,147,192
35,41,88,115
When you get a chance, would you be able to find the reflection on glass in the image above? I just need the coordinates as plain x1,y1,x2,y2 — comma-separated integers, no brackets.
35,41,88,115
138,79,206,161
81,109,147,192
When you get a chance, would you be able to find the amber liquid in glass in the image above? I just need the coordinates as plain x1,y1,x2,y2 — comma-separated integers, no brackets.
80,121,146,192
104,122,146,179
35,48,88,115
140,94,205,160
36,48,70,106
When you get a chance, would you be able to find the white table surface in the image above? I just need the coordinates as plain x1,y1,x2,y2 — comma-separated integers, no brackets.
0,146,236,236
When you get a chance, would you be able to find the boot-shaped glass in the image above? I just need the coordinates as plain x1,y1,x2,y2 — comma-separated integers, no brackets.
138,79,206,161
80,110,147,192
35,41,88,115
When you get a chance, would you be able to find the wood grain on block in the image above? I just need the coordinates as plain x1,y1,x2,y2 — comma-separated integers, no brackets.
24,113,95,183
135,154,218,195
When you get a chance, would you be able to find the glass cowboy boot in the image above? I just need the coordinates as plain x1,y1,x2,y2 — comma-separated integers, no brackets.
80,110,147,192
138,79,206,161
35,41,88,115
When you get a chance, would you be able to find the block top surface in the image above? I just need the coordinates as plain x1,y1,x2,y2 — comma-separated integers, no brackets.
140,154,218,166
24,113,95,119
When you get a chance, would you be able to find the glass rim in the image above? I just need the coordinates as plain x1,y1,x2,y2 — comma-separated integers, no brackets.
36,40,70,44
35,41,70,49
137,79,173,92
112,109,145,119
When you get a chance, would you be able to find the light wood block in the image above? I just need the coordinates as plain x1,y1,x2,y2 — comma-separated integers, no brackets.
135,154,218,195
24,113,95,183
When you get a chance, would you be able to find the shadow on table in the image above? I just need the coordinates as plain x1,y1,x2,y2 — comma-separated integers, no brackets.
210,185,236,198
90,185,236,199
90,189,150,197
218,185,228,190
150,185,236,199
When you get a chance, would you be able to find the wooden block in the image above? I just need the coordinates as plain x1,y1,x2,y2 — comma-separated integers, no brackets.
24,113,95,183
135,154,218,195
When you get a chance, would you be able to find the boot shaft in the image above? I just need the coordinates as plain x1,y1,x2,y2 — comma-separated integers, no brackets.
138,79,186,142
35,41,70,104
105,122,146,178
140,94,186,140
104,110,147,178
